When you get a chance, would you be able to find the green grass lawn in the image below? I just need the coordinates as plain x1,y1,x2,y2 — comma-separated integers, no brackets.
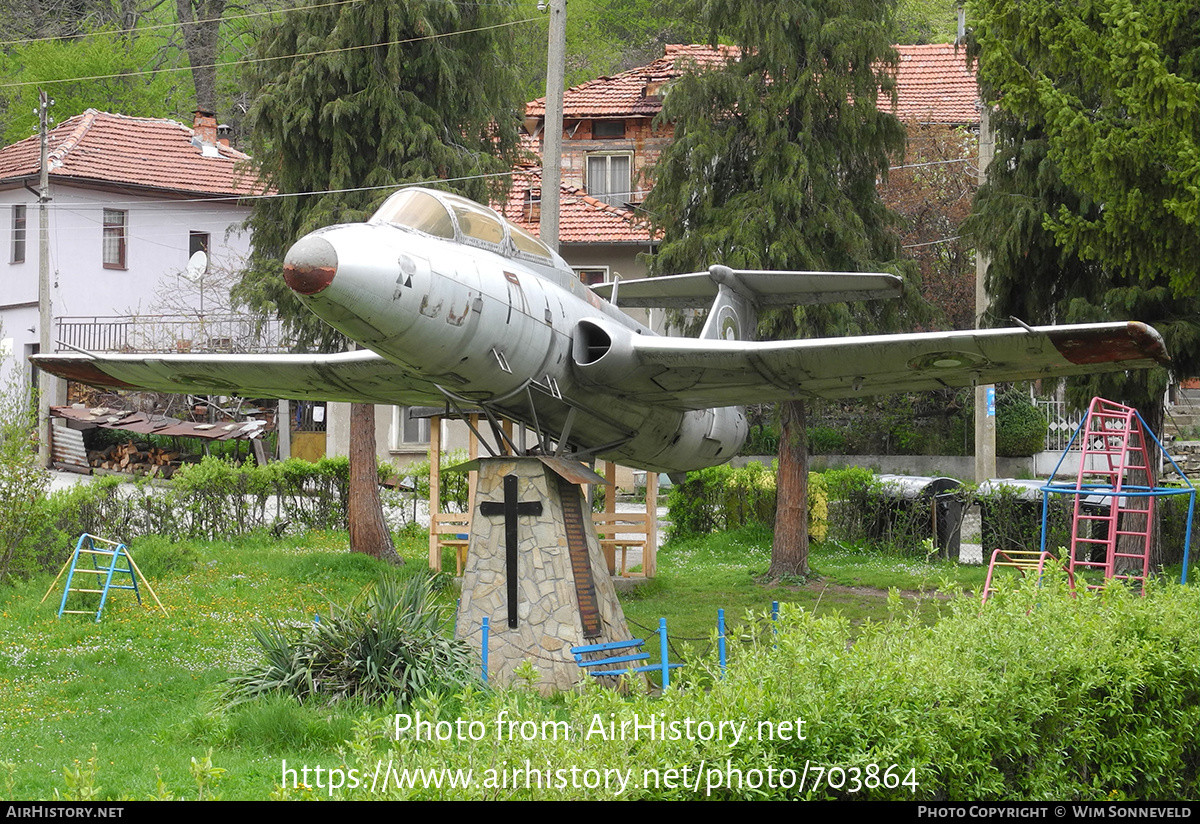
0,531,409,800
0,524,1157,799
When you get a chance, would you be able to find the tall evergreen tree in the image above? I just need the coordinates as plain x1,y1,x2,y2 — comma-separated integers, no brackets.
967,0,1200,436
643,0,916,577
234,0,524,560
968,0,1199,295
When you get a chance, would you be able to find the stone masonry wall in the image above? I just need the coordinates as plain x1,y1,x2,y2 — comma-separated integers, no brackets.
455,458,634,693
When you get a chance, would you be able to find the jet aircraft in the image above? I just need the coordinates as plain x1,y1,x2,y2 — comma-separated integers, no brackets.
35,187,1169,473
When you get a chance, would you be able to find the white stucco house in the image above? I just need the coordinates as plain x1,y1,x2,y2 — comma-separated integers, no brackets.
0,109,261,399
0,108,472,468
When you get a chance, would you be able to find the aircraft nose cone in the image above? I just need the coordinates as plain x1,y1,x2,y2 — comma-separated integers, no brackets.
283,234,338,295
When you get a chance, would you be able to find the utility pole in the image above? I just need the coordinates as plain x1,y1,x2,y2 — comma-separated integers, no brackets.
538,0,566,251
37,90,53,468
966,5,997,483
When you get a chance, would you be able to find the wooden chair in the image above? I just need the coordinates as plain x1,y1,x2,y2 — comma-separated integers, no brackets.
431,513,471,575
592,512,649,576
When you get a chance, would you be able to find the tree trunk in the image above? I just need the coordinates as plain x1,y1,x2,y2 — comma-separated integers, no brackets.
770,398,809,578
348,402,402,564
176,0,224,113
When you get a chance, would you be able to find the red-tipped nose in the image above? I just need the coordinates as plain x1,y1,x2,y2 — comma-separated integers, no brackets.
283,234,338,295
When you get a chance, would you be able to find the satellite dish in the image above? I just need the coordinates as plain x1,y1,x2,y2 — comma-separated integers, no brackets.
186,250,209,279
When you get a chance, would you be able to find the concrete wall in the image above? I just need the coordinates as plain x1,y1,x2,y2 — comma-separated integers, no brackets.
735,453,1038,482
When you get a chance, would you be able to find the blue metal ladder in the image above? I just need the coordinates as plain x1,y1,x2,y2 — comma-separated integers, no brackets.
57,534,142,622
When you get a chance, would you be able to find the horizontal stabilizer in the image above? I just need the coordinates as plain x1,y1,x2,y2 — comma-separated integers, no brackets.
591,265,903,308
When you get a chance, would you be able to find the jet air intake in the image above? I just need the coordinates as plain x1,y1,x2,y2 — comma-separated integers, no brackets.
572,318,637,387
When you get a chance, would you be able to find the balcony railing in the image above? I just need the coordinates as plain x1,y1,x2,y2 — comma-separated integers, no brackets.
55,314,289,355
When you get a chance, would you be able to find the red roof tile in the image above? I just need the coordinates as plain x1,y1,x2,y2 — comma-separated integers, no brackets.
892,44,979,124
0,109,264,197
498,170,657,245
527,44,738,119
528,43,978,125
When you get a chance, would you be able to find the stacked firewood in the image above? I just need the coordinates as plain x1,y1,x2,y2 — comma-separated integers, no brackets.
88,441,183,477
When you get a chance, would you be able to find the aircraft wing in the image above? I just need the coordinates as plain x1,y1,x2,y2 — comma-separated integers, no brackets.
572,321,1169,410
591,268,903,308
31,350,446,406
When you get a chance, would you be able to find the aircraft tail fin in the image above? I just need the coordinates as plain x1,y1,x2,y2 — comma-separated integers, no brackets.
699,268,759,341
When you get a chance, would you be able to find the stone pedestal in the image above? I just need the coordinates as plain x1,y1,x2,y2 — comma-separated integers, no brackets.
455,457,633,692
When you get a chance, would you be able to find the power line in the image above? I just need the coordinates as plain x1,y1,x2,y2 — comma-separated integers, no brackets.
0,0,362,48
29,169,523,209
0,15,544,90
902,235,961,249
889,157,973,170
0,0,521,48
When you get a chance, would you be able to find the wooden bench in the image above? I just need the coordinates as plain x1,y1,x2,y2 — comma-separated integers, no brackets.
431,513,471,575
570,637,682,685
592,512,650,576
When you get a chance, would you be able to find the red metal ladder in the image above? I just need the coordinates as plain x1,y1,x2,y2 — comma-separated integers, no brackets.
1068,399,1154,594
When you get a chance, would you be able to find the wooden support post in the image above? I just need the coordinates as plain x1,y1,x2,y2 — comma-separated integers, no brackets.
645,469,658,578
605,461,616,514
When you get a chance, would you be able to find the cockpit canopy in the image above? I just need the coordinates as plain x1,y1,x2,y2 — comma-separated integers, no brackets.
370,187,561,266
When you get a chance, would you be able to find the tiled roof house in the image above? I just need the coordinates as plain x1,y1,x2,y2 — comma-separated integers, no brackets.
515,43,980,290
0,109,263,396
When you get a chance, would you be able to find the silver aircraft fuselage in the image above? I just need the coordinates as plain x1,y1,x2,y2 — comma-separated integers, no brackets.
283,189,747,473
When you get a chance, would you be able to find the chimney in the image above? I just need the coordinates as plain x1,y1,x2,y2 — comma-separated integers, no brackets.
217,123,232,149
192,109,218,146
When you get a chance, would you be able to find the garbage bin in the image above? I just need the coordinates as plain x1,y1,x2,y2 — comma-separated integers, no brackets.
871,475,964,559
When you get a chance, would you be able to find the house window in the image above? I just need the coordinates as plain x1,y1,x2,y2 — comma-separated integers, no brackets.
102,209,126,269
573,267,609,286
592,119,626,138
11,205,25,263
392,406,431,448
189,231,210,257
585,153,633,207
523,187,541,223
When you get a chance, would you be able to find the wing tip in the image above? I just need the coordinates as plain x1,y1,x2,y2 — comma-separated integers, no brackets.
1047,321,1170,366
31,356,139,390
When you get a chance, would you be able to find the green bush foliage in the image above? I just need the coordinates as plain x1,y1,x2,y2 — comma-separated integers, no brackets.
224,570,478,707
996,392,1049,457
806,425,846,454
2,455,409,579
0,371,48,583
340,578,1199,800
666,462,827,541
402,450,470,513
973,482,1071,553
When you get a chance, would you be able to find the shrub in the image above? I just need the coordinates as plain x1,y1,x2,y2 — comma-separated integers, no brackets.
806,425,846,454
996,392,1048,457
403,450,470,513
343,577,1200,800
666,462,827,542
0,368,49,583
10,454,406,577
224,570,479,706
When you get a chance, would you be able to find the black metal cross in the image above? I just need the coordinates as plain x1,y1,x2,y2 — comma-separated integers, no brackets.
478,474,543,628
